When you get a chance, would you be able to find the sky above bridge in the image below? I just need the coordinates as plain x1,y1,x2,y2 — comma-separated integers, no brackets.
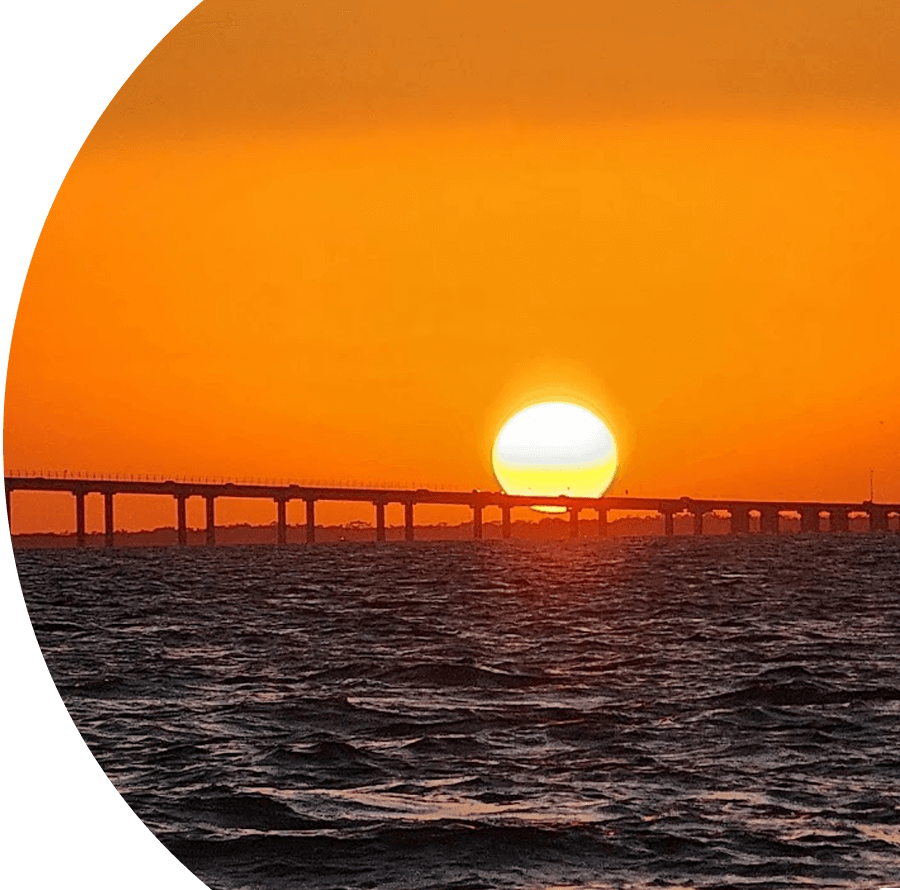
6,0,900,533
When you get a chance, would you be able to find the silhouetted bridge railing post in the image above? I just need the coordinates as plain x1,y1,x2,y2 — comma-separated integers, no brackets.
4,477,900,547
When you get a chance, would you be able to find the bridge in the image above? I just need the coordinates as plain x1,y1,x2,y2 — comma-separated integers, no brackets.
5,475,900,546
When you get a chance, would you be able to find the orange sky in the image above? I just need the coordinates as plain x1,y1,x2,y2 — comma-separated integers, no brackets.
5,0,900,533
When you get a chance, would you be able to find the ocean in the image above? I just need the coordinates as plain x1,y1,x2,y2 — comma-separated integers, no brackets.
15,535,900,889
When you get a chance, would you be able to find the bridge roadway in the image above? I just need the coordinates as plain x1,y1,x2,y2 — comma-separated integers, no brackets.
5,476,900,547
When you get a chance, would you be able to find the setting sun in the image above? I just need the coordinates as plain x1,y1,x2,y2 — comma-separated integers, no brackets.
491,402,618,509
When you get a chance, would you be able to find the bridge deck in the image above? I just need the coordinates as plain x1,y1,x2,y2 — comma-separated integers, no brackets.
5,476,897,513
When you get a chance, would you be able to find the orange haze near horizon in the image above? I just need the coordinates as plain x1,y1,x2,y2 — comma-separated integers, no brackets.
5,0,900,533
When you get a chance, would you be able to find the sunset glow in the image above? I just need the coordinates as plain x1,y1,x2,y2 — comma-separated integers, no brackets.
492,403,618,510
4,1,900,535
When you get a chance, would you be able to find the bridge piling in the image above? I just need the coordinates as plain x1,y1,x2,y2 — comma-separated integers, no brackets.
176,495,187,547
502,505,511,539
305,499,316,544
662,509,674,537
472,504,483,540
205,496,216,547
404,502,414,542
597,507,607,537
569,508,579,538
730,508,749,535
800,508,820,534
760,508,780,535
276,498,287,546
374,502,385,542
830,508,849,533
104,492,115,548
692,510,704,536
75,490,86,548
870,507,889,533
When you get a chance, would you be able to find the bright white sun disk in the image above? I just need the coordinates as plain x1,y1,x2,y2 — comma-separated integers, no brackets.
491,402,618,507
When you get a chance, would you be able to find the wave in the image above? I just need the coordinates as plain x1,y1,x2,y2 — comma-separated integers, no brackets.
377,661,550,689
708,681,900,708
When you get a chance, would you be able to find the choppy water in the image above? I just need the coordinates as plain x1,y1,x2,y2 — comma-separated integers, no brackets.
16,535,900,889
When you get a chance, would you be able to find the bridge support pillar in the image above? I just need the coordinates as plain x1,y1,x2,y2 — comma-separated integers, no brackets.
502,505,511,539
205,496,216,546
730,509,749,535
830,508,849,533
692,510,704,536
800,508,820,534
104,492,115,548
404,502,414,541
275,498,287,546
472,504,482,540
569,508,579,537
870,508,888,533
760,508,779,535
176,495,187,547
375,502,386,542
597,507,607,537
662,510,674,537
305,499,316,544
75,491,86,547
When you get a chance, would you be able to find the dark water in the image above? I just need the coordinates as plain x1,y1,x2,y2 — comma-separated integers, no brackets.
16,536,900,889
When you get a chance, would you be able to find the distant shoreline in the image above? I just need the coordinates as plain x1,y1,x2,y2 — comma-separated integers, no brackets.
9,514,875,548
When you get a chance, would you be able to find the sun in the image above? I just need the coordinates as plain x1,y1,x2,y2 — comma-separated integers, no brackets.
491,402,618,510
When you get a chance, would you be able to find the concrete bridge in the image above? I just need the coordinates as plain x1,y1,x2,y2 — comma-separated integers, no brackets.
4,476,900,546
